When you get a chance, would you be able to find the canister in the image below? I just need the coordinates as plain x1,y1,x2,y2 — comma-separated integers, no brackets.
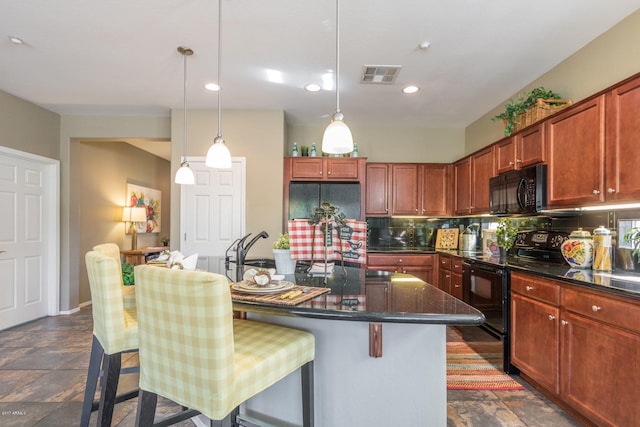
593,225,613,272
561,228,593,268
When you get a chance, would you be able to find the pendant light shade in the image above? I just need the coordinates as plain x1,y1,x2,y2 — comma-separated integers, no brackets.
205,0,232,169
175,46,195,185
322,0,353,155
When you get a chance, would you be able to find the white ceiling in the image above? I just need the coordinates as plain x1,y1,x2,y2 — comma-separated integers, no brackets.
2,0,639,137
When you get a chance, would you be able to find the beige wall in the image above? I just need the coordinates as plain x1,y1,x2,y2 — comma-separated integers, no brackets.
77,141,170,303
60,115,171,310
466,9,640,154
288,124,465,163
170,109,286,259
0,91,60,159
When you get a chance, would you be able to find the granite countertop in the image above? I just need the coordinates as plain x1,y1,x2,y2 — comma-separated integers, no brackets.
229,265,485,326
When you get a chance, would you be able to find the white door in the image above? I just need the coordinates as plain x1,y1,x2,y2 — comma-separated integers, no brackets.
181,157,245,274
0,147,59,330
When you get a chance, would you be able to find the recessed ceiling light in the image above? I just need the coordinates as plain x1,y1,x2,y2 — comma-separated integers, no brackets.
204,83,220,91
419,41,431,50
402,85,420,94
9,36,23,45
305,83,321,92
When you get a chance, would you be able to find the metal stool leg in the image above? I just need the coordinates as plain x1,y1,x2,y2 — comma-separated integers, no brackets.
302,360,314,427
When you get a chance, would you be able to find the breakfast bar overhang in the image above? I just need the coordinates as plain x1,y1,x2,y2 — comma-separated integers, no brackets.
212,266,484,427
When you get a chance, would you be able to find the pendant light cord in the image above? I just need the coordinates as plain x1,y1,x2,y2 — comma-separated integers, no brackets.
335,0,340,114
182,49,188,162
217,0,222,137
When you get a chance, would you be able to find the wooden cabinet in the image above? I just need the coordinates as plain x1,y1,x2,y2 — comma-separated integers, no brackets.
365,163,390,215
546,95,606,208
605,75,640,202
455,146,495,215
511,272,561,394
364,282,389,312
286,157,365,181
561,286,640,427
391,164,421,215
453,158,471,215
438,254,462,298
495,123,546,174
511,271,640,426
367,253,435,285
365,163,450,216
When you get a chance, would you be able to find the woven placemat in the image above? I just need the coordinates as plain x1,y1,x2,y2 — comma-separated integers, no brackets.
231,285,330,306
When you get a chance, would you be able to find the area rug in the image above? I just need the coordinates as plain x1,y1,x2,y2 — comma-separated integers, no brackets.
447,340,524,391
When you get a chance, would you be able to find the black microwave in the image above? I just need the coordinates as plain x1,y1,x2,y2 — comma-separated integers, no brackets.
489,164,547,215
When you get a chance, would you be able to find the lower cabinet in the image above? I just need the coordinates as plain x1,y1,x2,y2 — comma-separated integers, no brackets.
367,254,435,285
511,271,640,427
438,254,463,299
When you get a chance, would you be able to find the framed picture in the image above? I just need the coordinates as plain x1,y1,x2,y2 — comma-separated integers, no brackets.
126,183,161,234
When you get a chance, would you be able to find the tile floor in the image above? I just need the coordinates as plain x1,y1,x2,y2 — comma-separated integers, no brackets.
0,308,582,426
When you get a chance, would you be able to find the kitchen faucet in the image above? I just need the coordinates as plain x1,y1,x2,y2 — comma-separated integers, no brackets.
235,231,269,268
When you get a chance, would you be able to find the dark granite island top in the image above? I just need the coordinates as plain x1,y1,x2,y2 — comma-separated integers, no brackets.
230,265,484,325
224,263,484,427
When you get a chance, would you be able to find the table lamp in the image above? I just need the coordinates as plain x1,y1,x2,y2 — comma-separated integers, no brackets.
122,206,147,250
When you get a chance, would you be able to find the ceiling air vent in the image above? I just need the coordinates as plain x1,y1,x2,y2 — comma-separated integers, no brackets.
360,65,402,84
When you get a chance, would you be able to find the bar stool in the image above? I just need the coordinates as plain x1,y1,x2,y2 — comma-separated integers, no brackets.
133,265,315,427
92,242,136,309
80,250,139,426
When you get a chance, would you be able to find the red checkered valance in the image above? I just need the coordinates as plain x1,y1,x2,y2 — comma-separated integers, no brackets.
288,219,367,264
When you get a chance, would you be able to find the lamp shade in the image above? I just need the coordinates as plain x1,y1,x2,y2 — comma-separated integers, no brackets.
122,206,147,223
175,162,195,185
205,138,232,169
322,118,353,154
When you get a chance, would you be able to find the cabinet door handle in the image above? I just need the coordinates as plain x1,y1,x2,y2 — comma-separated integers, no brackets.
561,320,569,326
592,305,602,312
319,171,323,176
454,284,460,288
548,314,556,321
508,161,514,166
328,171,331,175
525,286,533,291
445,274,450,278
516,159,522,163
592,189,600,195
607,188,616,194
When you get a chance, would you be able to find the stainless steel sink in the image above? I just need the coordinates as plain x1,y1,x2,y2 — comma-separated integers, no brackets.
241,258,276,268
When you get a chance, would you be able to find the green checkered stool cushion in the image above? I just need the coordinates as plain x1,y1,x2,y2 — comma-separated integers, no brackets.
81,250,139,427
134,265,315,426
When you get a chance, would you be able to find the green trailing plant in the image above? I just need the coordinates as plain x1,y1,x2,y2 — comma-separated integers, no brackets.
122,262,135,286
496,218,518,251
492,87,563,136
623,227,640,262
272,233,291,250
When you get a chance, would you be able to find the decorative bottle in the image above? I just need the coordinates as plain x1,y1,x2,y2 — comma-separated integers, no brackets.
310,143,317,157
352,143,359,157
593,225,613,272
292,142,298,157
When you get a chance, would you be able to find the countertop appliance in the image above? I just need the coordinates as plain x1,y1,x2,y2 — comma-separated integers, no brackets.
489,164,547,215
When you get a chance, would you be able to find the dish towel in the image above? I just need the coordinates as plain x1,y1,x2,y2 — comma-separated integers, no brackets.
288,219,367,264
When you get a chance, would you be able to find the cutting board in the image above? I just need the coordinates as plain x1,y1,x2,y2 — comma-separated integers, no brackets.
435,228,459,249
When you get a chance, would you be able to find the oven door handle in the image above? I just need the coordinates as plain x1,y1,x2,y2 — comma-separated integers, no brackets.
463,262,504,276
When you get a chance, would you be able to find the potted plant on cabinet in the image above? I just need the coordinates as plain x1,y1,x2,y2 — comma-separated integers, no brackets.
491,87,566,136
496,218,518,260
273,233,297,274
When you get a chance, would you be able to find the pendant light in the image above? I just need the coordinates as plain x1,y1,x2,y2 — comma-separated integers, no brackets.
206,0,232,169
321,0,353,155
175,46,196,184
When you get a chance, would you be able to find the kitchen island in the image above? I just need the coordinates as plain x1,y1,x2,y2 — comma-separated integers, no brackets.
219,264,483,427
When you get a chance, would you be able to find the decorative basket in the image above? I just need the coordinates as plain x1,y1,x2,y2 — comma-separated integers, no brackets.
504,98,572,134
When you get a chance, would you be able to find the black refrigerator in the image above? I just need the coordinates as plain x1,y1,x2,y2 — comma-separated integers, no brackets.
288,183,361,220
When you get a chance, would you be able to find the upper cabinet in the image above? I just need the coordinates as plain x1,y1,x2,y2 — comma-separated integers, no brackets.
495,123,546,174
546,95,606,208
605,75,640,202
286,157,365,182
455,146,495,215
365,163,450,216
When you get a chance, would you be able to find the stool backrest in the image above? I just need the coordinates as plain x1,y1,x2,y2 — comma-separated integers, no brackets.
85,250,130,353
134,265,234,413
92,243,123,286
